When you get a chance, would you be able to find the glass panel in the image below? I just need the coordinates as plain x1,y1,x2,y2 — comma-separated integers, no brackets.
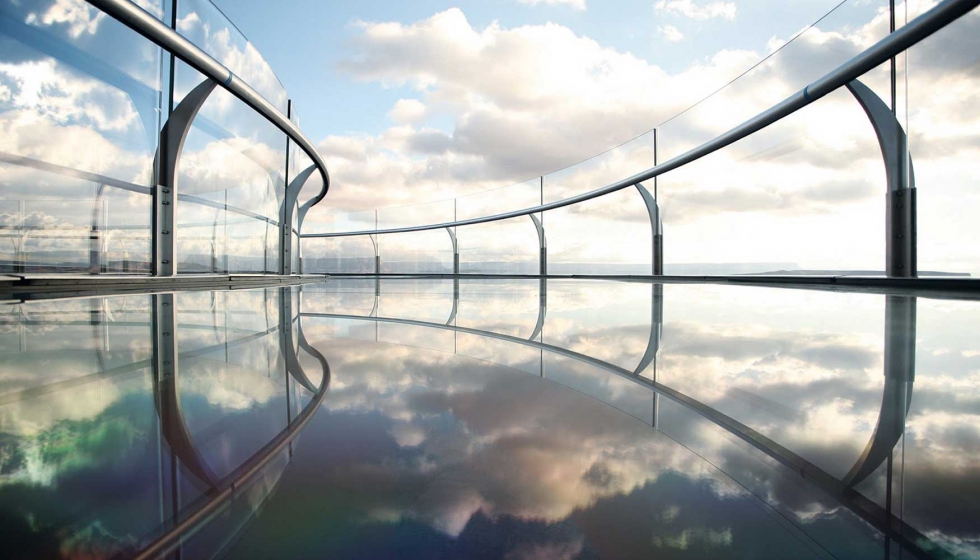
543,352,654,424
176,289,287,476
304,208,375,235
458,217,539,274
654,397,886,559
456,332,542,376
543,280,652,371
378,230,453,274
456,177,541,220
0,0,161,273
544,188,652,274
302,235,376,273
377,322,456,354
543,130,656,204
656,0,891,275
175,0,287,113
455,178,542,274
377,198,455,231
908,5,980,277
173,63,285,274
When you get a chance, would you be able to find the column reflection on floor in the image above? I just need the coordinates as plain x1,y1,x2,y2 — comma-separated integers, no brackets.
0,287,328,559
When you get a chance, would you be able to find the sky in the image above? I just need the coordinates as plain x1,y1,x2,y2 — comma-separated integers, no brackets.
212,0,848,141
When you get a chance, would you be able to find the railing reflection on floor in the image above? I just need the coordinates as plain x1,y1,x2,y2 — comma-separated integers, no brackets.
300,280,925,559
0,287,328,559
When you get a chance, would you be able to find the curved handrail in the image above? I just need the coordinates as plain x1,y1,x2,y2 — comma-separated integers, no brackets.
303,0,977,239
84,0,330,209
133,289,331,560
133,355,329,560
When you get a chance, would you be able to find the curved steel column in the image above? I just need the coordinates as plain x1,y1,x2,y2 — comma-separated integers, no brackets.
280,289,318,393
635,182,663,276
89,184,107,273
280,164,317,275
634,283,663,376
297,319,330,388
843,295,915,488
530,214,547,276
447,277,459,326
152,293,219,488
446,227,459,274
634,284,663,428
153,78,217,276
369,234,380,274
845,79,916,278
529,278,547,342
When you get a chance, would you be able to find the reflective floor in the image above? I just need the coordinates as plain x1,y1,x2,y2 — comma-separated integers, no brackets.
1,279,978,559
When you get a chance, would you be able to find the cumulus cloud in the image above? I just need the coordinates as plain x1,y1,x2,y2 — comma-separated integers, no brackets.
387,98,427,123
309,7,890,223
308,7,766,230
303,335,740,536
25,0,106,39
654,0,737,21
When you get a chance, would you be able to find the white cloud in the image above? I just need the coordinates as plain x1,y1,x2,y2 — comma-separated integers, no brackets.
387,98,427,123
0,59,139,133
310,8,759,223
658,24,685,42
25,0,106,39
176,9,288,112
654,0,737,21
516,0,587,10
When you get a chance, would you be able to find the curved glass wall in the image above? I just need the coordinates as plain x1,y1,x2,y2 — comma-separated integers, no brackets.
300,0,977,284
908,5,980,278
0,0,163,273
0,0,325,277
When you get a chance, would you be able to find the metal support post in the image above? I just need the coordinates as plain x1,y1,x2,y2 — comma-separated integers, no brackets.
153,78,217,276
530,214,546,276
845,79,916,278
446,227,459,274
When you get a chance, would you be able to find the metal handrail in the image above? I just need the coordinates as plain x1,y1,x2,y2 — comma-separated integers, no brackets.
304,0,978,239
84,0,330,208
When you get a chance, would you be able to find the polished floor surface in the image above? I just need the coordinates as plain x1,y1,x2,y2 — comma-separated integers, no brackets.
1,279,977,559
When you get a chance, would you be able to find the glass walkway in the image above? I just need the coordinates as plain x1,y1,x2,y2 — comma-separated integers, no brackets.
1,0,979,558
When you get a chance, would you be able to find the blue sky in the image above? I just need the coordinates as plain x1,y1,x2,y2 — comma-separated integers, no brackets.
213,0,849,140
